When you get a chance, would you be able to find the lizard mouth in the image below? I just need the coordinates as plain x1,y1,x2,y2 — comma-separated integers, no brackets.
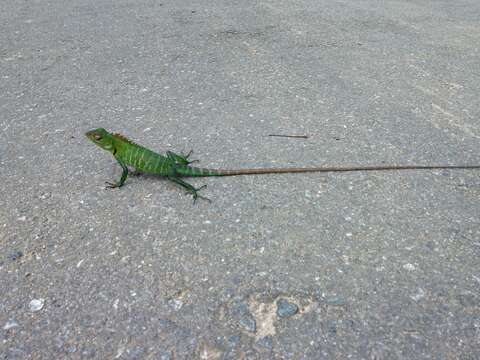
85,129,96,139
85,128,106,142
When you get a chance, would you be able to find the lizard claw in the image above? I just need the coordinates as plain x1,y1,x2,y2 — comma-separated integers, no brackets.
192,185,210,204
184,149,200,164
105,181,120,189
192,193,211,204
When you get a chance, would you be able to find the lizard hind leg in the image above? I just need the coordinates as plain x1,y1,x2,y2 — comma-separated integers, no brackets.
168,176,210,203
166,150,199,165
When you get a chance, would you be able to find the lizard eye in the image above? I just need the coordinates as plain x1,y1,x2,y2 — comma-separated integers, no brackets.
94,134,102,141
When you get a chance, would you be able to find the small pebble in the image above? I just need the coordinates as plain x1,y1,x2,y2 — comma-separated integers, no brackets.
327,320,337,335
403,263,416,271
276,298,299,318
231,300,249,315
325,295,346,306
167,298,183,311
159,352,173,360
227,335,241,348
257,336,273,349
81,347,96,359
410,288,426,302
239,316,256,333
457,293,476,307
8,250,23,261
29,298,45,312
127,346,145,358
3,320,19,330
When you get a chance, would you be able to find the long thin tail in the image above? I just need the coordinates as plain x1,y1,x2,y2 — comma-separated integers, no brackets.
178,165,480,177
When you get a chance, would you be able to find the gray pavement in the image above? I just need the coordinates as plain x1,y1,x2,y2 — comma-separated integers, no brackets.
1,0,480,358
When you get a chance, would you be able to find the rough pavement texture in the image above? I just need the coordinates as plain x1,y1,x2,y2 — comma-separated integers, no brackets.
1,0,480,358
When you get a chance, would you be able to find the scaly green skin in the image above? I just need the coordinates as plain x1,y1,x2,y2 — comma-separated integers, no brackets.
86,128,480,202
86,128,218,201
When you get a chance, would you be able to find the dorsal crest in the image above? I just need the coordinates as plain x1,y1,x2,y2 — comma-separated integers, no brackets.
112,133,141,146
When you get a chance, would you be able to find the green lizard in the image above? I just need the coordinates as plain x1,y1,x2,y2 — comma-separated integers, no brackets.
86,128,480,202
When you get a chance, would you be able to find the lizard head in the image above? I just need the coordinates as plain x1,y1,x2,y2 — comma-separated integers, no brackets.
85,128,115,153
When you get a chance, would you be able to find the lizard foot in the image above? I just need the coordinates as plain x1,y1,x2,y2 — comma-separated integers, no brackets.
184,149,199,164
190,185,211,204
105,181,122,189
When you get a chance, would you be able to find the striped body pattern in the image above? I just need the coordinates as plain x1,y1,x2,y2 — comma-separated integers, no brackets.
116,140,220,177
118,142,172,174
94,131,217,177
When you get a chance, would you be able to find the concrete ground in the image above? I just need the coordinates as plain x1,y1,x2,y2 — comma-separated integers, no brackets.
1,0,479,358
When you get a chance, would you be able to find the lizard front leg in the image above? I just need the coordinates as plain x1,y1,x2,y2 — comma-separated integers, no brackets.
106,158,129,188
